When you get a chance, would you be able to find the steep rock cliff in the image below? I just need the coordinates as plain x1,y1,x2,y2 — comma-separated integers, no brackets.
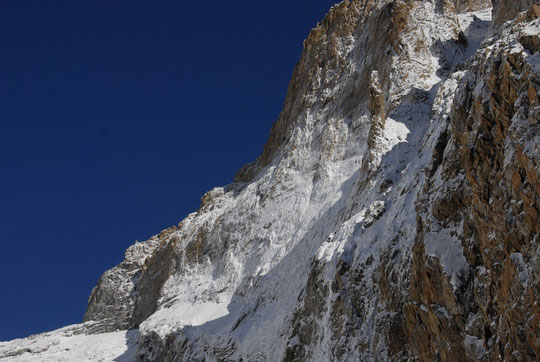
1,0,539,361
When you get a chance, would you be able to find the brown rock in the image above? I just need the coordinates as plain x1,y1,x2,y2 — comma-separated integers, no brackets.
492,0,540,26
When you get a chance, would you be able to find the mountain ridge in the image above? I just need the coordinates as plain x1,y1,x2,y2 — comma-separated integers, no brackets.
1,0,539,361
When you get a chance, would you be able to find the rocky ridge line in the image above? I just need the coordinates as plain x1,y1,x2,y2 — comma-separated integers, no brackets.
1,0,539,361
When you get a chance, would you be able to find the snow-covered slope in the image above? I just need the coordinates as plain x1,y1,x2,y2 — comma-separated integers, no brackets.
2,0,539,361
0,322,138,361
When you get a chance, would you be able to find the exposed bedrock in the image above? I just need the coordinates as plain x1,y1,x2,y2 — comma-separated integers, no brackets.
74,1,540,361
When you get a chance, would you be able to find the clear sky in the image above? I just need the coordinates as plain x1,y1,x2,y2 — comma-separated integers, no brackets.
0,0,338,341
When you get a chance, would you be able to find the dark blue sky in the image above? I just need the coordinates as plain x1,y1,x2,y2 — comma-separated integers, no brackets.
0,1,337,341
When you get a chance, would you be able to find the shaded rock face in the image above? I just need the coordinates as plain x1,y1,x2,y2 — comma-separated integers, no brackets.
129,232,178,329
492,0,539,25
454,0,492,12
83,235,162,331
76,1,540,361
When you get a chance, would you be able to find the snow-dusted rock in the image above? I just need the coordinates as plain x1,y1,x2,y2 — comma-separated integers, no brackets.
2,0,539,361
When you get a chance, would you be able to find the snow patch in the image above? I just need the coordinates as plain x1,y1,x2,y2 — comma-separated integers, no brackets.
464,334,485,359
424,230,468,287
510,253,529,287
143,301,230,337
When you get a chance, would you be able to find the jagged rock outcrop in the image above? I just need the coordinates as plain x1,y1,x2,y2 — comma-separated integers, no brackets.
367,71,387,151
2,1,539,361
493,0,538,25
83,234,164,331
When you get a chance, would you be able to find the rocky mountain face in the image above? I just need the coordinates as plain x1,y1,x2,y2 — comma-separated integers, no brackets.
1,0,539,361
